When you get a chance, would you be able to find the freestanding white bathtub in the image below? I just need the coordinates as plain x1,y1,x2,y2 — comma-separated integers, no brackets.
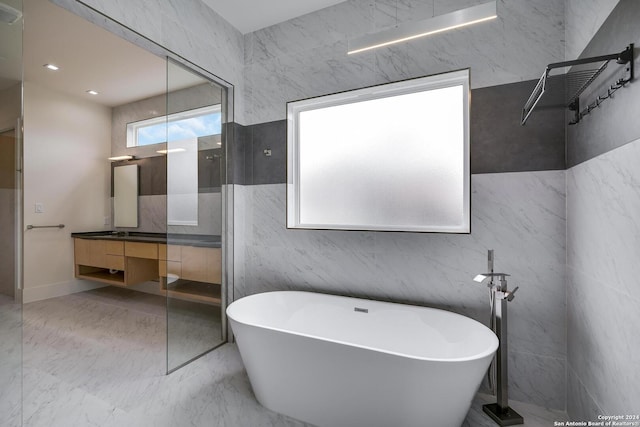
227,291,498,427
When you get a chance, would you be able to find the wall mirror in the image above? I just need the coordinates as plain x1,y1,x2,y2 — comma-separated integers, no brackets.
113,164,138,227
287,69,470,233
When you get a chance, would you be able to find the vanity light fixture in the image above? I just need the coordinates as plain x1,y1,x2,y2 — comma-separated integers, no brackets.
86,90,99,95
108,155,134,161
156,148,186,154
347,1,497,55
43,64,59,71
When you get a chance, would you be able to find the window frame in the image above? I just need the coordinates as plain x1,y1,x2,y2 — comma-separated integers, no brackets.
286,69,471,233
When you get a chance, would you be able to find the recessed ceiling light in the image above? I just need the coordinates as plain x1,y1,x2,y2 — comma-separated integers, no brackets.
44,64,59,71
86,90,99,95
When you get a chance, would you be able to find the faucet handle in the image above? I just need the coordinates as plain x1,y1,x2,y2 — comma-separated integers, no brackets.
506,286,519,301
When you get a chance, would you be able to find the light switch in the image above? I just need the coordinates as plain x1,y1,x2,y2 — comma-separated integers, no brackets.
35,203,44,213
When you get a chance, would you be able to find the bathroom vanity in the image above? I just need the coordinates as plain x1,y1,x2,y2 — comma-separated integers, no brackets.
72,232,222,304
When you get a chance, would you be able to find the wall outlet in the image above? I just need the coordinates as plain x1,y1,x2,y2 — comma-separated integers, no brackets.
35,203,44,213
104,216,110,226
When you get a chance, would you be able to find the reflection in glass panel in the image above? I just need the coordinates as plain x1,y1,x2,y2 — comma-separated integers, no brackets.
0,0,22,424
165,58,226,372
127,104,222,147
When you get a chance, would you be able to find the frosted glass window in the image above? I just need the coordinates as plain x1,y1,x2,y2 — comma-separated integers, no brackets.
287,69,470,233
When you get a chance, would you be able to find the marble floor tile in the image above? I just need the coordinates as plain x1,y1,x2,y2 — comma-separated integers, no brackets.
0,295,22,427
464,393,569,427
22,288,567,427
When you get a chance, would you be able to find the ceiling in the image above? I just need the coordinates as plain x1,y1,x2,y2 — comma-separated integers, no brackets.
202,0,348,34
20,0,204,107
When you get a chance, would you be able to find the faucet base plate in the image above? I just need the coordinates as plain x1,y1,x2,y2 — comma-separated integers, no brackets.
482,403,524,426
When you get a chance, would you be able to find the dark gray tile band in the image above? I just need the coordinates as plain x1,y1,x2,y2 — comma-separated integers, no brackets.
471,79,565,174
229,122,249,185
198,148,223,191
566,0,640,168
249,121,287,185
234,79,566,185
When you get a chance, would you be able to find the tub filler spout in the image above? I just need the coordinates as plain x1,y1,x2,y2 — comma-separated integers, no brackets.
474,250,524,426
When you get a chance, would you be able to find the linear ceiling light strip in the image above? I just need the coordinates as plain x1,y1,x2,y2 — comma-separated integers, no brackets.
348,1,497,55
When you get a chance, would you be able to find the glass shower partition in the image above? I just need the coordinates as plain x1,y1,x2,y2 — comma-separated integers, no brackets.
165,58,229,372
0,0,23,424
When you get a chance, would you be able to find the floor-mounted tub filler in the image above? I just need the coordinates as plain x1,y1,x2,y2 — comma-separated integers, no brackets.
227,291,498,427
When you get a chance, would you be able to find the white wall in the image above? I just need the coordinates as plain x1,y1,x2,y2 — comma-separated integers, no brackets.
23,82,111,302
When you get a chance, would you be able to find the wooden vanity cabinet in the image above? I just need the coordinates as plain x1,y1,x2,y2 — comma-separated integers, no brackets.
105,241,125,270
158,244,221,284
159,244,222,304
74,239,122,270
74,238,157,287
181,246,221,284
158,244,182,278
74,237,221,304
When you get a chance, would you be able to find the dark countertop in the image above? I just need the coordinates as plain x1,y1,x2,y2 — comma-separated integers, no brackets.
71,231,221,248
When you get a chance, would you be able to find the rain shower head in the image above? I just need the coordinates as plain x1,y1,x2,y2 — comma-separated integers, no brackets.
0,2,22,25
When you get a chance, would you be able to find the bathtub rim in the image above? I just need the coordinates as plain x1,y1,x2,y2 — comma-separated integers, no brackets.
227,290,498,363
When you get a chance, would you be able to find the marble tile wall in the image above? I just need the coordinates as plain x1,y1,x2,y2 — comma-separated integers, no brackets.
244,0,565,125
236,0,568,412
112,193,222,235
564,0,619,61
239,171,567,409
564,0,640,419
566,138,640,418
566,0,640,167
